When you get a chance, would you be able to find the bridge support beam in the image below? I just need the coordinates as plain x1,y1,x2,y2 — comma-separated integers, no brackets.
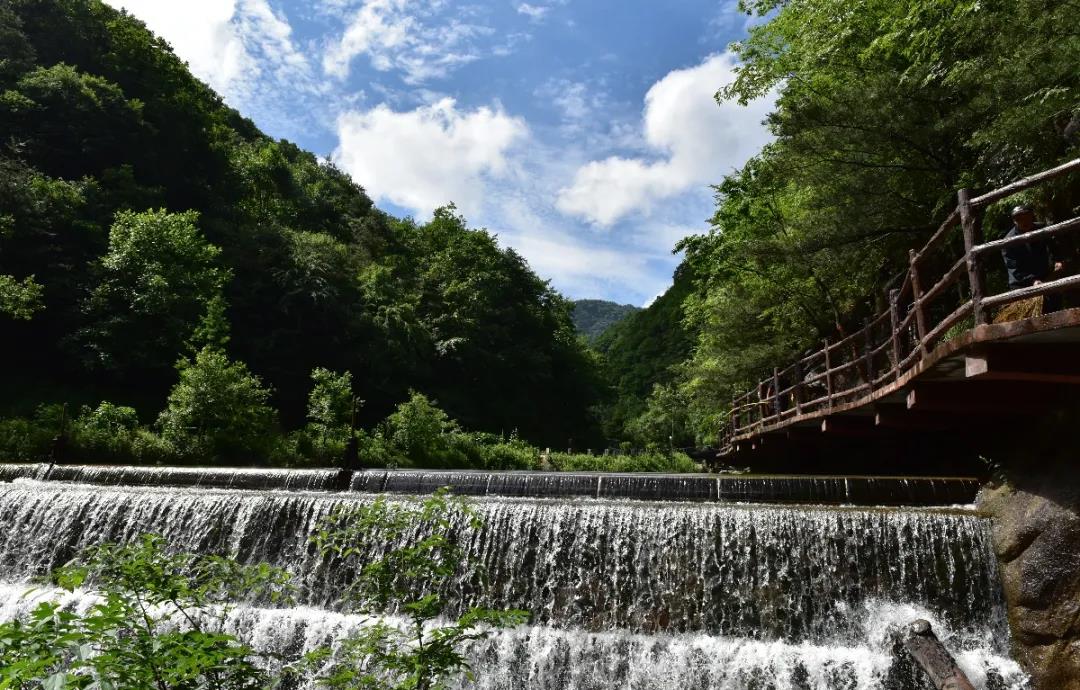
966,344,1080,384
821,415,877,437
874,404,955,432
906,382,1060,415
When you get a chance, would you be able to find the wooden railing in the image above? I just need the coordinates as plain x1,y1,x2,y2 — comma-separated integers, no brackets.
724,158,1080,446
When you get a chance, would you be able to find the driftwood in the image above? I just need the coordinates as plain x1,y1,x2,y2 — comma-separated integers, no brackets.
903,619,976,690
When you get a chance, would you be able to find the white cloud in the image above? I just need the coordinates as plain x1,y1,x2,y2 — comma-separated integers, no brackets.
332,98,527,217
488,197,657,300
536,79,601,124
516,3,550,21
323,0,493,83
104,0,313,110
555,52,774,227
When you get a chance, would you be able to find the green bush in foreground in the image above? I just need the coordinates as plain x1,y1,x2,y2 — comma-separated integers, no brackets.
0,494,526,690
0,534,292,689
305,491,528,689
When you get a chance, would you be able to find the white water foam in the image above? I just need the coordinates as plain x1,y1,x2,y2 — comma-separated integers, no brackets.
0,584,1027,690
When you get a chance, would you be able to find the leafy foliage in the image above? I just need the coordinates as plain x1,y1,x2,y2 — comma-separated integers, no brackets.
157,347,277,462
0,0,603,451
79,209,229,375
0,273,44,320
384,392,460,466
307,368,354,443
0,534,291,690
306,492,528,690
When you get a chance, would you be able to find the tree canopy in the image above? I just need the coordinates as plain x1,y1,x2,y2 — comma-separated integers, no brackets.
597,0,1080,446
0,0,605,449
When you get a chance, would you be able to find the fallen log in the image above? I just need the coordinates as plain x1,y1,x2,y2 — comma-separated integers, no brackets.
903,619,977,690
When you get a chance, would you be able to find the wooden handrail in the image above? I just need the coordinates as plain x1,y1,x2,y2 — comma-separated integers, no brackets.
725,159,1080,446
918,256,967,308
982,273,1080,309
973,216,1080,256
970,158,1080,208
920,301,973,352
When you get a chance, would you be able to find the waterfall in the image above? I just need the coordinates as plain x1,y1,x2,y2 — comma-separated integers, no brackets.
0,463,980,504
0,475,1026,689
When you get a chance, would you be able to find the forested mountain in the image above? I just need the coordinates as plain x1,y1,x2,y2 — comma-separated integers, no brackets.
570,300,640,342
593,267,696,446
0,0,603,447
596,0,1080,446
2,0,1077,460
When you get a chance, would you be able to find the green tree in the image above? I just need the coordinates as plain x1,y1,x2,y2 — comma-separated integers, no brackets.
384,392,459,465
157,347,276,462
0,273,43,319
0,63,146,179
308,367,354,444
626,383,693,451
80,209,230,375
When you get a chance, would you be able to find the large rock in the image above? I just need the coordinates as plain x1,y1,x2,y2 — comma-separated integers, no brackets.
980,468,1080,688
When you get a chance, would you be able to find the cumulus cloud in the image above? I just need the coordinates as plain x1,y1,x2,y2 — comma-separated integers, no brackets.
104,0,311,104
555,52,774,227
332,98,527,217
323,0,493,83
488,197,657,300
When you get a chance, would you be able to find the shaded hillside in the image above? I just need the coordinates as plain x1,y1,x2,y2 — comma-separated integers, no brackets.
594,267,696,443
571,300,640,342
0,0,603,447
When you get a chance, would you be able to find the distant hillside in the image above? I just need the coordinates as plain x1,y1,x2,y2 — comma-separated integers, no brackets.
572,300,641,341
593,268,696,440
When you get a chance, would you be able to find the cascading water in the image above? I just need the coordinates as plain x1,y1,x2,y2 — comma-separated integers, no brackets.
0,472,1026,689
0,463,981,504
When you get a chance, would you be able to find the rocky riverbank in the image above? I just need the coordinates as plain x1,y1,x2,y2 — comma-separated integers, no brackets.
980,459,1080,688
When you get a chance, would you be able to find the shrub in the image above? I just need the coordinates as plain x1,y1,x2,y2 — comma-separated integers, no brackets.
307,367,353,443
157,347,276,463
549,450,699,473
306,492,527,688
0,535,290,689
383,391,459,466
0,417,51,461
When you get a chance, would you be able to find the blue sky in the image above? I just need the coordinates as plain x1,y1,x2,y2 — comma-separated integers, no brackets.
105,0,774,306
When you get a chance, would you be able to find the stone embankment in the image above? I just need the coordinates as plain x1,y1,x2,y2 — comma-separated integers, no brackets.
979,428,1080,689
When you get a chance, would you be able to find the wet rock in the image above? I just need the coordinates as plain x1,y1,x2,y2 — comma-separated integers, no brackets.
979,472,1080,689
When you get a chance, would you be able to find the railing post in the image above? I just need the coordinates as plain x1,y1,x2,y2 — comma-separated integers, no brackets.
862,317,875,391
958,188,988,326
771,367,781,422
908,250,929,355
793,358,804,415
888,288,902,377
823,339,834,409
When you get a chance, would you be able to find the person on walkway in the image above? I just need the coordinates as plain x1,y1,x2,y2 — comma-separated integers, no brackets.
1001,205,1061,289
999,205,1064,317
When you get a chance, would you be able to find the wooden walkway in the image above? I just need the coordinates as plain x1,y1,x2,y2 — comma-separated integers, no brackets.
721,158,1080,461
